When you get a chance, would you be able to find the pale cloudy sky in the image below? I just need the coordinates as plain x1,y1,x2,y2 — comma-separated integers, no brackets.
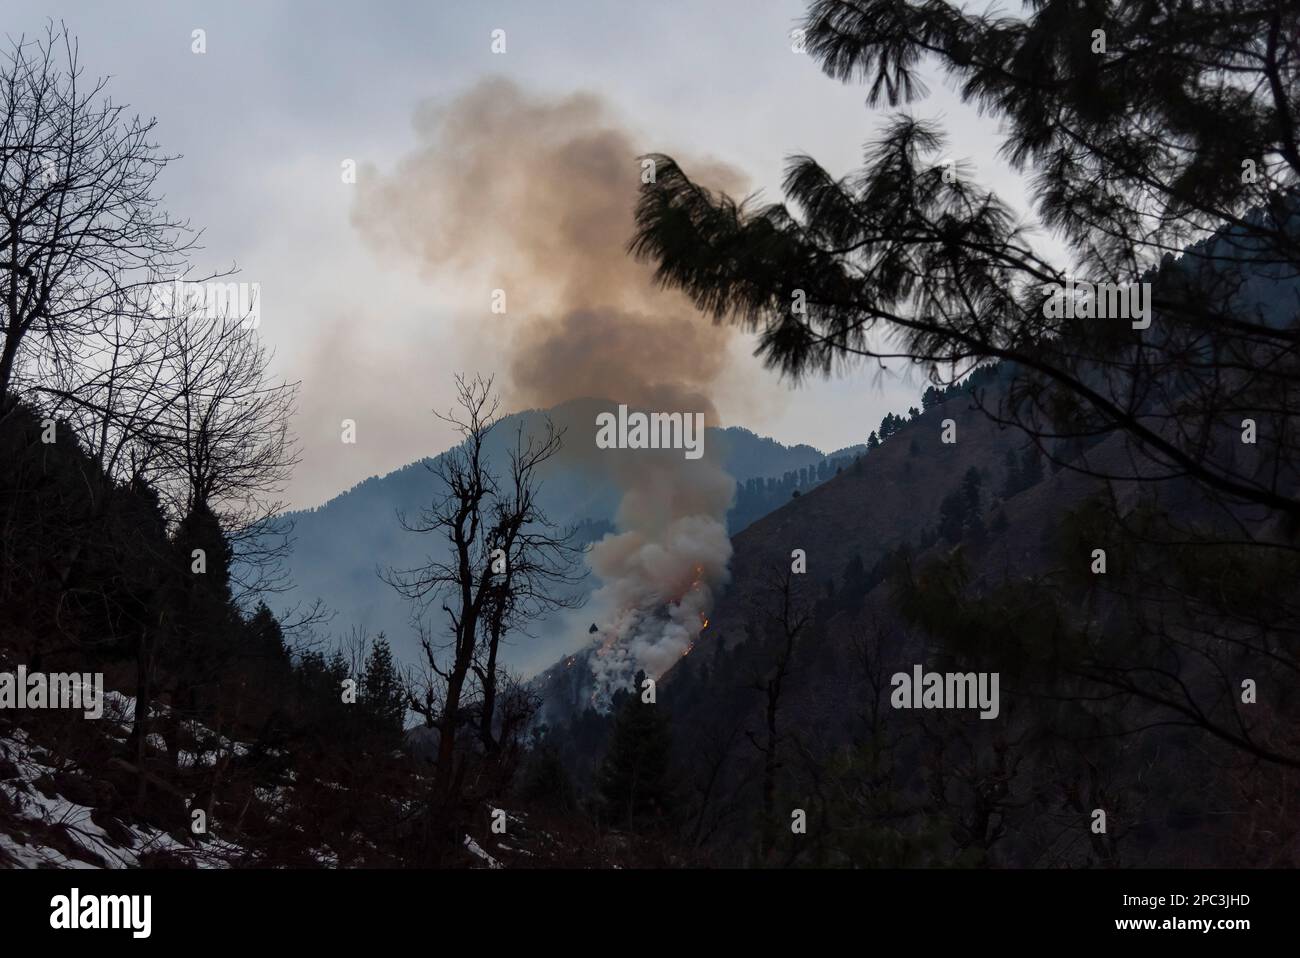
4,0,1053,508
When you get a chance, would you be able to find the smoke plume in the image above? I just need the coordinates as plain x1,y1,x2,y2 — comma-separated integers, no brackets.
352,77,746,705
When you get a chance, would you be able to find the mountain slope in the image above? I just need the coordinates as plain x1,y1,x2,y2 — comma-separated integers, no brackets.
537,354,1296,865
259,399,859,673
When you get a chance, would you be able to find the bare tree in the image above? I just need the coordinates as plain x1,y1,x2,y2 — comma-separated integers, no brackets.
473,419,585,754
0,22,196,402
144,292,299,594
385,375,583,802
74,290,296,797
745,564,811,860
684,718,751,851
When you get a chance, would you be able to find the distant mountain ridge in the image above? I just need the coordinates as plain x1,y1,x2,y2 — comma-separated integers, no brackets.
253,398,867,675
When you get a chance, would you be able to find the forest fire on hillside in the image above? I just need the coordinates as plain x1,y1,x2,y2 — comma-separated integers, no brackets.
356,78,743,713
583,527,730,709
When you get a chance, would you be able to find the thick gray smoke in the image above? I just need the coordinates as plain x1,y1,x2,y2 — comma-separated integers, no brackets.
352,77,747,705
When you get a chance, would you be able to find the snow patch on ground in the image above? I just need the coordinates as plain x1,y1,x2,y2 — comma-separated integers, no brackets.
0,724,246,869
463,834,503,869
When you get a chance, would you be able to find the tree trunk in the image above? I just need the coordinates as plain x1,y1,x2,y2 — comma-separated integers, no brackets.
434,660,469,798
129,628,154,807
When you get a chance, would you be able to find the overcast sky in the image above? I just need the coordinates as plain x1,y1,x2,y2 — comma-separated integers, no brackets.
4,1,1053,508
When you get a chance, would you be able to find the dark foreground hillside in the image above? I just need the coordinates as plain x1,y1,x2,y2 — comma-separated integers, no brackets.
0,399,684,868
533,363,1299,867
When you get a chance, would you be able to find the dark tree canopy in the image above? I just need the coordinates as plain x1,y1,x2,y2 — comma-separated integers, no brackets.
631,0,1300,775
597,670,675,830
631,0,1300,520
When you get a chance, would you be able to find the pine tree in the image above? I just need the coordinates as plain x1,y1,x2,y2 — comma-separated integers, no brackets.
938,468,986,545
596,670,674,831
248,602,287,659
360,636,407,746
519,740,578,813
175,500,233,599
937,489,967,545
